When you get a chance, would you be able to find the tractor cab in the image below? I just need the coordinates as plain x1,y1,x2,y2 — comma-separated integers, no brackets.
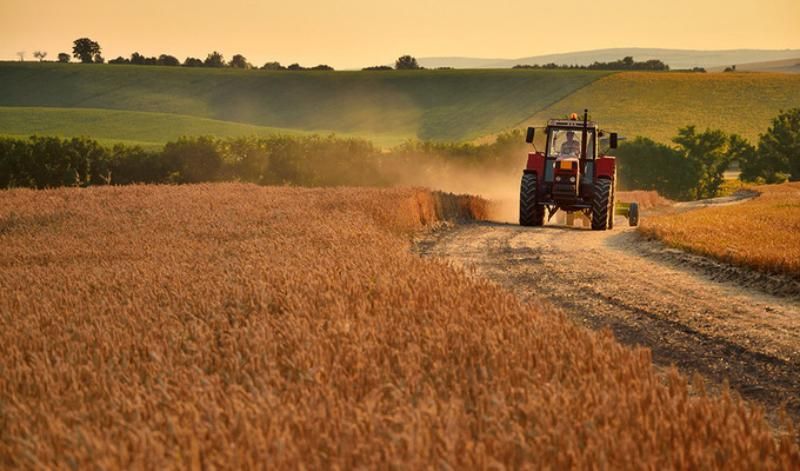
542,118,601,202
520,110,637,230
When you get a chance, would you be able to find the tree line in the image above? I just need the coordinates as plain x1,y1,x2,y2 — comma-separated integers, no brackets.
36,38,334,70
512,56,706,72
30,37,428,72
616,108,800,199
0,131,527,190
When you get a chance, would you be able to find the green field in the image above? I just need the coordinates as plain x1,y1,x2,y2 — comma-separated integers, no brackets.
0,107,317,148
0,63,607,144
531,72,800,143
1,63,798,147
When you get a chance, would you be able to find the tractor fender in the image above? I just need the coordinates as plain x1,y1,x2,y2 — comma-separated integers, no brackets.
595,156,616,180
525,152,546,176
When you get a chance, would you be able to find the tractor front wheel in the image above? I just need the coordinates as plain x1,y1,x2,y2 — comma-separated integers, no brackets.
519,173,545,227
591,178,612,231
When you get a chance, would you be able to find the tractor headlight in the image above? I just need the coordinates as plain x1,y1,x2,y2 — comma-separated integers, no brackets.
569,176,576,183
555,176,561,182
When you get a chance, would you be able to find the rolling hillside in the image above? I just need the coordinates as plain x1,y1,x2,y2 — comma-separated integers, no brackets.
708,57,800,73
420,48,800,70
0,107,311,148
1,63,798,147
529,72,800,143
0,63,607,143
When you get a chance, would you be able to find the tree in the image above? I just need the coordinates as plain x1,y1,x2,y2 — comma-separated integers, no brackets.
615,137,695,199
93,54,104,64
261,61,285,70
229,54,250,69
673,126,731,199
726,134,760,182
162,136,223,183
16,51,25,62
72,38,101,63
204,51,225,67
287,63,305,70
108,56,130,64
183,57,203,67
395,55,420,70
33,51,47,62
362,65,392,71
310,64,334,71
742,108,800,182
130,52,145,65
57,53,70,63
157,54,180,66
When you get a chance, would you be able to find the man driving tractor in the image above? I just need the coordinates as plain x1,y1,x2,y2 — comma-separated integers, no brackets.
559,130,581,158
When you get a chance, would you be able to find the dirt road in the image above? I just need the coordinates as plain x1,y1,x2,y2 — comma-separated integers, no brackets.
416,218,800,422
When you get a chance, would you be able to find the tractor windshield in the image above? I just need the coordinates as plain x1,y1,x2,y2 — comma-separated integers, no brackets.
548,129,595,159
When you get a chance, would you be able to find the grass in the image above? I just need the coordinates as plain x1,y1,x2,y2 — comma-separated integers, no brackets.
2,64,796,147
1,183,798,468
0,107,317,148
531,72,800,143
0,63,608,143
640,182,800,276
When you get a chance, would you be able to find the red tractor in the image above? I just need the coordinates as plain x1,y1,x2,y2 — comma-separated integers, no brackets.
519,110,638,230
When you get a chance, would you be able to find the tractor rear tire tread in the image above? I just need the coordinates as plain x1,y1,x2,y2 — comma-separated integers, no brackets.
519,174,545,227
591,178,612,231
608,177,616,229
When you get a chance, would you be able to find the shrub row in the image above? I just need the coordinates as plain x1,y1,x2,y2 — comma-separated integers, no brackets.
0,132,527,190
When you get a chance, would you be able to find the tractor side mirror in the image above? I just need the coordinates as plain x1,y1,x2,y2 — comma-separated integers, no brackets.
525,127,535,143
609,132,618,149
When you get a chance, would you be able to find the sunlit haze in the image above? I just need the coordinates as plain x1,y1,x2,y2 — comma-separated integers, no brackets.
2,0,800,68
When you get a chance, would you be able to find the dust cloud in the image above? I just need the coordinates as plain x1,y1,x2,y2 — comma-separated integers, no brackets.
386,158,523,223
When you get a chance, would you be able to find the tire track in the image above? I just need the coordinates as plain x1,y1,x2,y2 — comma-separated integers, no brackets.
416,221,800,422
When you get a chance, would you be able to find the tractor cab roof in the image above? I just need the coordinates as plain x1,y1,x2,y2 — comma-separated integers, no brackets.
546,119,598,130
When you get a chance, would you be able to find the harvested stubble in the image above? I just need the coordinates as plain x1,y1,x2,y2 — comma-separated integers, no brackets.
640,182,800,277
617,190,672,210
0,183,797,469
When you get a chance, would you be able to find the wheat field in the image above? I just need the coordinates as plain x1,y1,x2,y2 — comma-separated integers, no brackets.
0,183,797,468
640,182,800,276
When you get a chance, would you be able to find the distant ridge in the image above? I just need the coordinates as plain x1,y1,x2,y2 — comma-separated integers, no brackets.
708,57,800,73
418,48,800,70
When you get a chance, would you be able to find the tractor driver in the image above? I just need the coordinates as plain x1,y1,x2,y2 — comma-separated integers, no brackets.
559,130,581,158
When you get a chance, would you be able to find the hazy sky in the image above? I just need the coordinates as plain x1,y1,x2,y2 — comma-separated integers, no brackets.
2,0,799,68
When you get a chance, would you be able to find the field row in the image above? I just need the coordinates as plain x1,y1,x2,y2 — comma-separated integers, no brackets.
640,183,800,276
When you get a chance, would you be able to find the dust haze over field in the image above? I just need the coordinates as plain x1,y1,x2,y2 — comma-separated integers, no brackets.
392,163,522,222
385,148,668,224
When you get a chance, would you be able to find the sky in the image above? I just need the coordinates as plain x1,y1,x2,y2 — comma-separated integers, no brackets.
2,0,799,69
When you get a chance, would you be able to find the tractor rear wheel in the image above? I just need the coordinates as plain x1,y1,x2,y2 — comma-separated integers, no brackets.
591,178,612,231
519,173,545,226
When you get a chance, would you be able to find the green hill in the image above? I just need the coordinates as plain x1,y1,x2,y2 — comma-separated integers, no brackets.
530,72,800,143
0,107,317,149
0,63,607,143
1,63,798,147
